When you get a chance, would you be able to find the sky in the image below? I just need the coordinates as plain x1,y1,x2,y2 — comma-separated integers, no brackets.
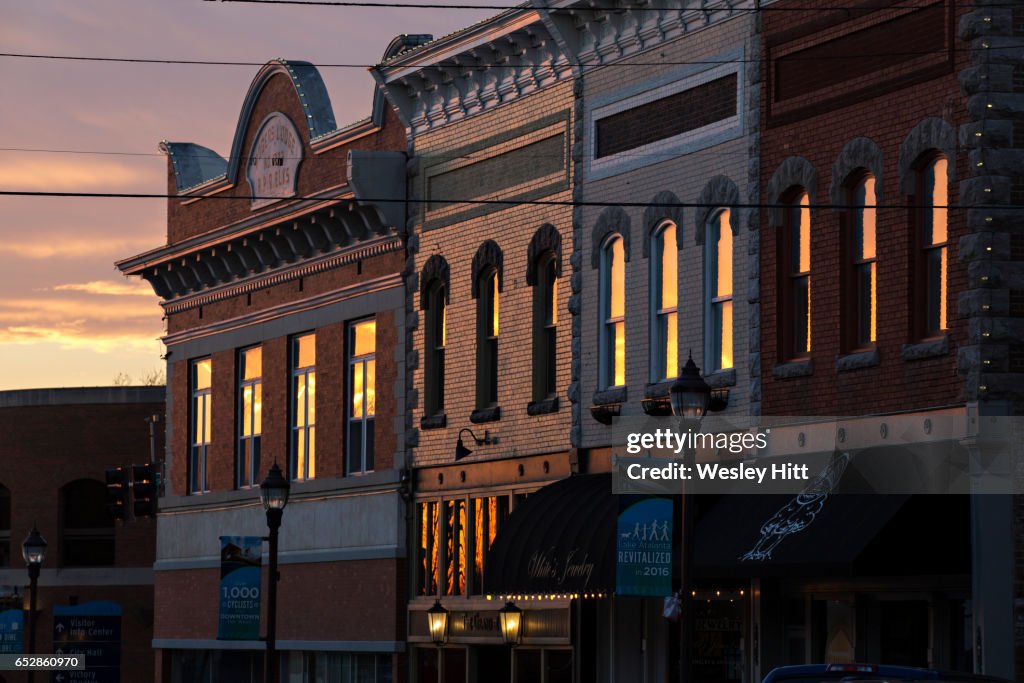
0,0,503,390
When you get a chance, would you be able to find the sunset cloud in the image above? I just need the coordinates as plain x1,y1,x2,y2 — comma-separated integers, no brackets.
0,157,162,192
53,279,155,296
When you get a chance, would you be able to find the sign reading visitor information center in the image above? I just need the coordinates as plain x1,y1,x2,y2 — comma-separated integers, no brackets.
52,601,122,683
247,112,303,210
616,497,674,597
218,536,263,640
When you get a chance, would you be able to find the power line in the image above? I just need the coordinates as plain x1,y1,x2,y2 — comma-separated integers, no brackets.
0,190,1001,211
0,44,1006,70
210,0,1015,11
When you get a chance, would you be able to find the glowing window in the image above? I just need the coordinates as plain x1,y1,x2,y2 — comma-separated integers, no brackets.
347,319,376,474
237,346,262,488
291,334,316,481
190,358,212,494
921,157,948,335
786,193,811,358
651,223,679,381
601,236,626,388
706,210,734,371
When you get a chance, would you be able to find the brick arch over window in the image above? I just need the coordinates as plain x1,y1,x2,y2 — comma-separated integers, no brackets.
419,254,450,309
830,137,884,207
767,156,818,227
642,191,685,257
471,239,504,298
591,205,631,268
694,176,741,244
898,117,956,194
526,224,563,285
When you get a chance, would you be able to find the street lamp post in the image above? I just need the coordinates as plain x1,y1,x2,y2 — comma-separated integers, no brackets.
670,354,711,683
22,526,48,683
260,463,290,683
426,600,450,683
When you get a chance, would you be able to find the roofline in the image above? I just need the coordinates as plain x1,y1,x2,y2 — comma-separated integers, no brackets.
0,386,165,408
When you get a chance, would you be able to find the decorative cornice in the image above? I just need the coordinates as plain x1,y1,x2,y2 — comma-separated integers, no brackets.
374,11,573,134
127,200,395,302
537,0,763,72
162,235,403,314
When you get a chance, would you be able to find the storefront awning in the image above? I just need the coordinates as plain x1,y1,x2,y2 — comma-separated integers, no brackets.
694,492,970,578
484,473,617,596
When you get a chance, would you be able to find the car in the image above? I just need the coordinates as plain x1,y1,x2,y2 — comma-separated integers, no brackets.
762,663,1015,683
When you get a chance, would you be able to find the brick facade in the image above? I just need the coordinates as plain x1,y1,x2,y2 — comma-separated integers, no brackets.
119,58,409,683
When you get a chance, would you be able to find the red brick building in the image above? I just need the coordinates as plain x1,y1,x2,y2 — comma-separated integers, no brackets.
117,49,418,682
0,386,164,683
755,0,1019,678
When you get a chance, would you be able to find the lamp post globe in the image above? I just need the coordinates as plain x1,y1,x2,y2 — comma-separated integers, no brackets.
22,526,47,567
260,462,290,513
670,353,711,422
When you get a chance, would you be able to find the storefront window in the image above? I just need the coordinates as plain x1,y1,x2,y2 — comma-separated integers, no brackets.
284,651,392,683
417,496,510,597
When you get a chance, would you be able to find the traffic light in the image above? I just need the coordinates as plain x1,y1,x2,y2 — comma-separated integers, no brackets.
105,467,129,520
132,463,158,518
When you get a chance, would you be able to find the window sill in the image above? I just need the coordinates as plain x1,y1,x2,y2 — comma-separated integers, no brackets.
470,406,501,424
527,397,559,416
836,347,880,372
420,413,447,430
644,380,674,399
901,335,949,361
593,386,628,406
706,368,737,388
772,358,813,379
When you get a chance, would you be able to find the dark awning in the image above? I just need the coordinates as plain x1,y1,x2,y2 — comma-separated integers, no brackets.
693,493,909,578
484,473,617,596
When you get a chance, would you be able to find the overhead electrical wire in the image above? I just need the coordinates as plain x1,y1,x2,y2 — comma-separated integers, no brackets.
0,43,1007,70
209,0,1016,11
0,190,1001,212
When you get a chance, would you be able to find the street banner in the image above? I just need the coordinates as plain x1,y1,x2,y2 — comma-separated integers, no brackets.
616,496,675,597
218,535,262,640
52,600,121,683
0,609,22,654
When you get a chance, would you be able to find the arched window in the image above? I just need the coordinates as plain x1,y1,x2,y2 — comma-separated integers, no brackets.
476,267,499,410
782,192,812,359
601,235,626,388
532,252,558,403
424,279,447,419
918,156,948,337
0,485,10,567
650,222,678,381
705,210,734,372
61,479,114,567
848,176,877,349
